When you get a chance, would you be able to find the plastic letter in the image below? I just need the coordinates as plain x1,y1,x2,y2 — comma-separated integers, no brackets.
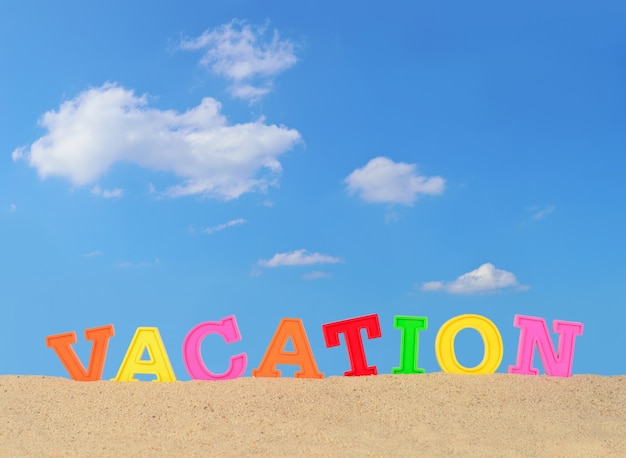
322,314,381,376
392,316,428,374
252,318,324,379
114,327,176,382
182,315,247,381
508,315,584,377
435,314,503,375
45,324,115,381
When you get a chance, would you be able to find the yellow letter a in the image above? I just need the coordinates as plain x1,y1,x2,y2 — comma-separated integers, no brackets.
114,327,176,382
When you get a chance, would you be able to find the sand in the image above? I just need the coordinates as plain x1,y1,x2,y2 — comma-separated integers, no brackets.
1,373,625,457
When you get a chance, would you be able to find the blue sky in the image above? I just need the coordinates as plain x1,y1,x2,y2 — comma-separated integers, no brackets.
1,0,625,379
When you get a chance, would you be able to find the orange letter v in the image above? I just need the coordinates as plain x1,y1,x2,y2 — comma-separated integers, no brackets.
46,325,115,381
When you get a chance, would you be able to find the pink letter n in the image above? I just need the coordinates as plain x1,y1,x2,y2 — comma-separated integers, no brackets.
508,315,584,377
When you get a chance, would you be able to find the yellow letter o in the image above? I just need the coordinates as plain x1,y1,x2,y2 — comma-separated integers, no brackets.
435,314,503,374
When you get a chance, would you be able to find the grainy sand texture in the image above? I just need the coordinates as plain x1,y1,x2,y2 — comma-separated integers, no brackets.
1,373,625,457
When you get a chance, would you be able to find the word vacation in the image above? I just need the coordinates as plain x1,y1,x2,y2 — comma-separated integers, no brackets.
45,313,584,381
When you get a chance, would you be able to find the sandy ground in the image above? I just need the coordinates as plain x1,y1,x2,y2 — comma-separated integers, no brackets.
1,373,625,457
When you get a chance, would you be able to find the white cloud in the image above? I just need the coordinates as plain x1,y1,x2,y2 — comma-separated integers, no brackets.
91,184,123,199
421,281,444,291
9,204,16,212
204,218,248,234
302,271,332,280
345,157,445,205
179,20,298,102
532,205,555,220
12,83,301,200
83,250,104,258
421,263,528,294
11,150,23,161
258,249,342,267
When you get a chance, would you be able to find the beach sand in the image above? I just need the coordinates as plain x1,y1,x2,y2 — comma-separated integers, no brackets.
1,373,625,456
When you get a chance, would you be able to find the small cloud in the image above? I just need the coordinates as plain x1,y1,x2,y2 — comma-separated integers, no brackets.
421,281,444,291
532,205,555,220
345,157,445,206
421,263,529,295
204,218,248,234
91,184,123,199
179,20,298,102
302,271,332,280
12,148,24,161
258,249,342,268
83,250,104,258
9,204,16,212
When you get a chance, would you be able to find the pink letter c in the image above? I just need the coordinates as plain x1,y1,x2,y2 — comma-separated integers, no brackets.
183,315,247,380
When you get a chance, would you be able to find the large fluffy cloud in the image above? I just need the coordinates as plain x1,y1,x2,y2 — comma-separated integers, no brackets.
345,157,445,205
179,20,298,101
421,263,528,294
12,83,301,200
